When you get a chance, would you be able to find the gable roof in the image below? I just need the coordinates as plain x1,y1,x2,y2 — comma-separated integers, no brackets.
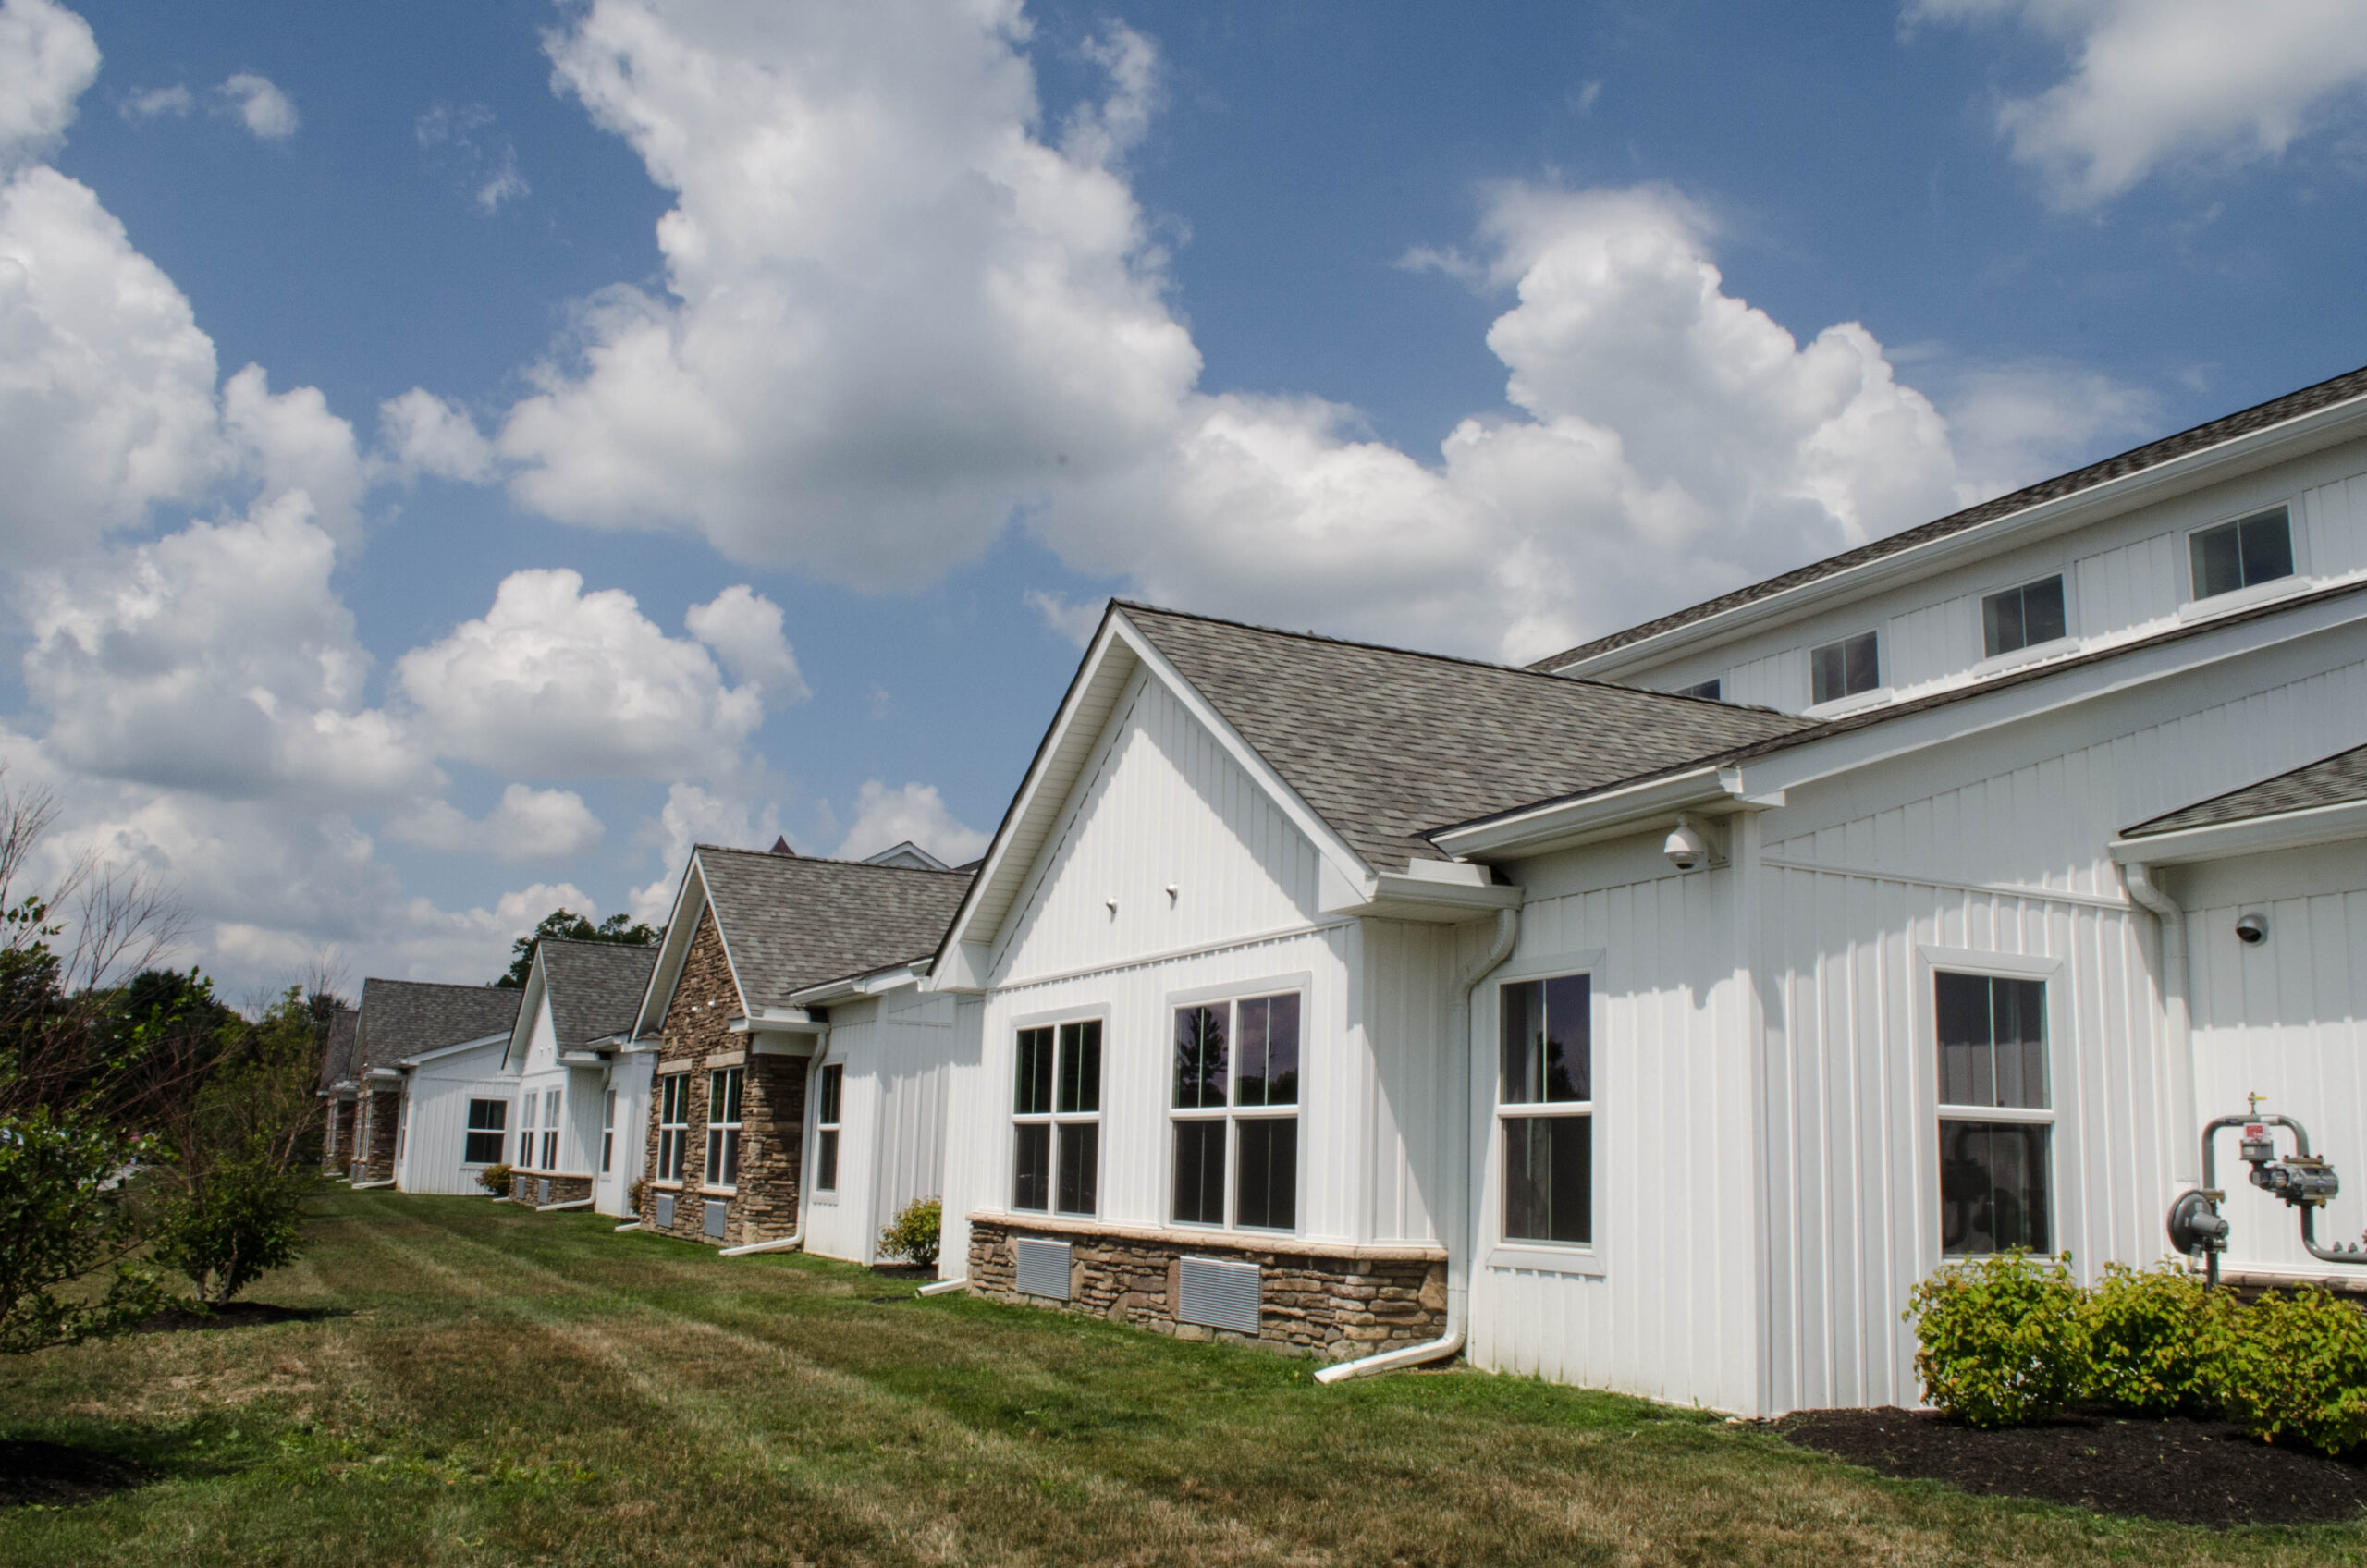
691,846,974,1010
1120,603,1813,873
2124,741,2367,839
1527,361,2367,674
352,979,521,1072
536,938,661,1048
315,1004,358,1091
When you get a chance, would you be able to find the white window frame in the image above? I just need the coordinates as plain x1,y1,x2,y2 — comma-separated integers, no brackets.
519,1090,539,1170
1805,628,1888,715
1486,951,1608,1277
1006,1006,1107,1219
396,1092,411,1163
600,1088,616,1176
2182,500,2305,613
814,1060,844,1198
1973,570,2077,670
656,1071,690,1186
540,1089,561,1172
1917,944,2064,1263
1163,975,1307,1236
462,1097,509,1167
705,1066,743,1194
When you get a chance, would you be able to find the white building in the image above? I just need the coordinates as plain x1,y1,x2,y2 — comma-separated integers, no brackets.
340,979,522,1194
926,364,2367,1415
502,937,662,1215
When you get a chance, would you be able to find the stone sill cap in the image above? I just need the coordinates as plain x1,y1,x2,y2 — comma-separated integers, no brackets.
969,1209,1446,1264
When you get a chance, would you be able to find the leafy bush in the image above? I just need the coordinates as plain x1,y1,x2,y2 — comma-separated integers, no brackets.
2082,1259,2236,1416
627,1177,645,1213
477,1162,512,1197
2215,1286,2367,1453
0,1109,166,1353
1907,1250,2089,1427
151,1147,309,1305
877,1195,941,1269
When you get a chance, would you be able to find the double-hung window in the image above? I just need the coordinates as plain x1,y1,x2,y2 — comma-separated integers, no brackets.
707,1067,744,1188
1981,575,2067,658
600,1089,616,1175
1499,974,1592,1245
520,1091,539,1169
2190,506,2294,601
816,1064,843,1194
1171,994,1298,1231
1012,1020,1100,1215
1935,971,2052,1256
463,1098,508,1165
540,1091,561,1170
657,1073,689,1182
1809,631,1880,705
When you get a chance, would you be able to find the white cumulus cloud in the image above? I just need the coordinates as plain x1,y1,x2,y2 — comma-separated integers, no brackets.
219,71,297,141
1910,0,2367,205
388,784,605,864
0,0,94,170
118,83,190,123
833,779,988,866
684,583,808,704
377,386,497,484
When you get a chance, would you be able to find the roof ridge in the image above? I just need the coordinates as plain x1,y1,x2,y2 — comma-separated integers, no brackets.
363,976,519,993
1525,360,2367,672
537,935,660,949
1112,599,1790,713
693,842,974,876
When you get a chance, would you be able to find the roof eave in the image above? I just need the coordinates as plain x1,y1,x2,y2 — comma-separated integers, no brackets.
1429,764,1760,860
2111,798,2367,867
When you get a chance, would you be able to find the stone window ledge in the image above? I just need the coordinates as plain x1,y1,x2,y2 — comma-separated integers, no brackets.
968,1208,1444,1264
653,1180,684,1191
699,1185,738,1197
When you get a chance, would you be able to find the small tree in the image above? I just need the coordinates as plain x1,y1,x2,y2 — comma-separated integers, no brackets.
0,1109,166,1353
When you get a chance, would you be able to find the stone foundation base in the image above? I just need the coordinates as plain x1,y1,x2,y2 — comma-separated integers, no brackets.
512,1171,595,1207
968,1216,1447,1360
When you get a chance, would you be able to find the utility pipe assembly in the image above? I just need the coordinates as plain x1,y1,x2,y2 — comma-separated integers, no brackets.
2168,1108,2366,1288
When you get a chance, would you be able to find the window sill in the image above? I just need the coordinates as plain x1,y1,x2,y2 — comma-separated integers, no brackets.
811,1193,838,1206
699,1185,737,1197
1972,635,2079,677
1805,685,1894,720
1488,1244,1605,1277
2181,574,2310,622
653,1180,683,1191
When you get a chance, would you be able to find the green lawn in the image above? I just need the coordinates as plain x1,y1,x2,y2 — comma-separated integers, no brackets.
1,1188,2361,1566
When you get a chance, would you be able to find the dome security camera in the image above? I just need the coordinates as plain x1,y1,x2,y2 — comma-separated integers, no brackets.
2235,913,2269,947
1663,818,1713,873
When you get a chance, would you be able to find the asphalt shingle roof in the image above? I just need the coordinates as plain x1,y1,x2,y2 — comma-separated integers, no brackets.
1120,603,1814,872
696,847,974,1006
2124,742,2367,839
352,979,522,1072
315,1005,359,1090
1527,362,2367,673
537,938,660,1048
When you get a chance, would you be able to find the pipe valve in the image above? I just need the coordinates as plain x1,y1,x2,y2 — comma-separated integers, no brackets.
2173,1107,2367,1285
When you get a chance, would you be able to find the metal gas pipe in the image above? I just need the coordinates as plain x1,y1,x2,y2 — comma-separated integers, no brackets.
2166,1096,2365,1289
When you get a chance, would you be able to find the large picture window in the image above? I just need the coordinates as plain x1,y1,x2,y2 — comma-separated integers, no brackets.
1935,970,2052,1256
1499,974,1592,1246
707,1067,744,1189
1171,993,1299,1231
816,1063,843,1193
657,1073,689,1182
464,1098,508,1165
1012,1020,1100,1215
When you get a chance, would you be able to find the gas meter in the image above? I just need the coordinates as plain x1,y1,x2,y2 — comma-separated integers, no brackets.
2166,1105,2367,1288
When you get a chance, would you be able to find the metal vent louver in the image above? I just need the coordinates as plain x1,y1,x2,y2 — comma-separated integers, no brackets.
704,1200,728,1239
537,1177,551,1207
1178,1256,1260,1335
1013,1237,1073,1300
655,1193,675,1230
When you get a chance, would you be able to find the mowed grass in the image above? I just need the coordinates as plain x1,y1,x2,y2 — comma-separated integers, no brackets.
2,1190,2363,1567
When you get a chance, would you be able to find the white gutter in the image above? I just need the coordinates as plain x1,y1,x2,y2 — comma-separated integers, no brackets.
2120,862,2199,1188
2108,798,2367,866
1432,765,1767,862
1318,904,1522,1385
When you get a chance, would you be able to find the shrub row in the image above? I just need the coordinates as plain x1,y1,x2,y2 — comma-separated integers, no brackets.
1908,1252,2367,1452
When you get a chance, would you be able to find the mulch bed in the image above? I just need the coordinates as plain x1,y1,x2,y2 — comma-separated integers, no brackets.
0,1440,149,1509
136,1302,337,1334
1781,1406,2367,1527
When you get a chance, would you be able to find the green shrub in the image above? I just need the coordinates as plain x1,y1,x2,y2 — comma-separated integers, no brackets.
2215,1286,2367,1453
1907,1250,2088,1427
2083,1258,2236,1416
0,1109,167,1354
151,1147,310,1305
877,1195,941,1269
477,1162,512,1197
627,1177,646,1213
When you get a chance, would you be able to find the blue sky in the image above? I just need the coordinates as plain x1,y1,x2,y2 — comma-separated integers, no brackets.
3,0,2362,992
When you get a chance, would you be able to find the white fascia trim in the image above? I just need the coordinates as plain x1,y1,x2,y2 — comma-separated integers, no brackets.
790,964,924,1007
400,1030,513,1071
1430,765,1747,860
630,857,715,1039
501,958,546,1074
366,1067,402,1083
1546,390,2367,680
2110,799,2367,866
729,1007,826,1035
689,851,758,1022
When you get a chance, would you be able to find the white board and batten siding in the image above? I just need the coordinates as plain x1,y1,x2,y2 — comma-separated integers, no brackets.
594,1053,652,1218
803,988,966,1265
395,1038,513,1195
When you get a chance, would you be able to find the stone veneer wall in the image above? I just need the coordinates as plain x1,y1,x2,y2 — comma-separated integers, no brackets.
321,1098,353,1173
638,908,808,1248
968,1215,1447,1360
511,1171,595,1207
352,1089,400,1182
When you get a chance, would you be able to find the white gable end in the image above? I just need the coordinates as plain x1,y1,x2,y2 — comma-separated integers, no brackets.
991,668,1325,985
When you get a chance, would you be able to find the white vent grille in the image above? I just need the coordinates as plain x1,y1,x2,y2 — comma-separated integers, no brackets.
1178,1256,1260,1335
704,1200,728,1239
536,1177,551,1206
1013,1237,1073,1300
655,1193,675,1229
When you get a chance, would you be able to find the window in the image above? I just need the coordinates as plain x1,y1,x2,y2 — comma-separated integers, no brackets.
1675,678,1722,701
1809,631,1880,705
463,1098,508,1165
706,1067,743,1188
657,1073,689,1182
1981,575,2067,658
1012,1020,1100,1215
1499,974,1592,1246
816,1063,843,1193
1170,994,1298,1231
2190,506,2294,600
520,1091,538,1169
1935,970,2052,1256
600,1089,616,1175
540,1090,561,1171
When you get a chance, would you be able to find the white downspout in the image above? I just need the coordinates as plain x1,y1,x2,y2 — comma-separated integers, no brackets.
720,1047,823,1258
1318,902,1521,1385
2124,861,2199,1187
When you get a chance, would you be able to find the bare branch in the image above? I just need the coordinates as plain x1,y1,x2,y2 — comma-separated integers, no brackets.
64,864,190,996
